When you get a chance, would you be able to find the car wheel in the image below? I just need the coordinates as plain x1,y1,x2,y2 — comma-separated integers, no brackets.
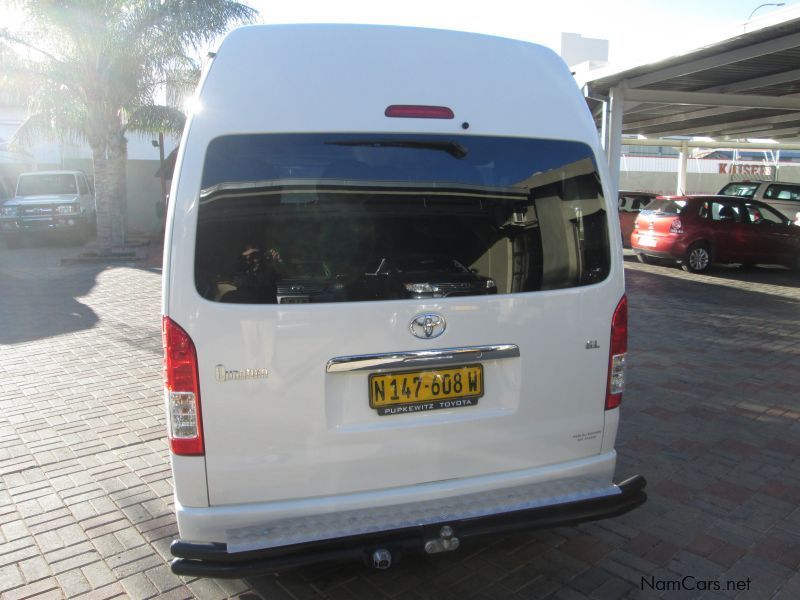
636,253,656,265
788,255,800,273
682,243,711,273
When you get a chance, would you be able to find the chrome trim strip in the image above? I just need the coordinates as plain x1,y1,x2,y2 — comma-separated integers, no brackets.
326,344,520,373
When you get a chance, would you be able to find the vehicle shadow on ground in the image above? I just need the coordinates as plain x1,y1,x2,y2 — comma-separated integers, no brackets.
0,252,103,345
623,253,799,292
0,229,167,345
243,533,572,599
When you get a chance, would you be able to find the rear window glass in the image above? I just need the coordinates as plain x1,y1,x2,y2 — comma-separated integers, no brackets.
719,183,758,197
17,173,77,196
195,134,610,304
640,199,686,215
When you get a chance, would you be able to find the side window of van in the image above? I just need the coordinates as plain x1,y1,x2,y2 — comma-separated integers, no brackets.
195,134,610,304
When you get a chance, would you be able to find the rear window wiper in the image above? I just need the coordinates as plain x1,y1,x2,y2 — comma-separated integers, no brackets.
327,140,468,159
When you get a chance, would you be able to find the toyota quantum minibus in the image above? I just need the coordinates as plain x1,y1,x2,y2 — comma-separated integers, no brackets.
162,24,646,576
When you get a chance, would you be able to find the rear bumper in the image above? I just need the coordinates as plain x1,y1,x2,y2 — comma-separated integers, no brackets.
170,474,646,578
631,233,688,259
633,248,676,260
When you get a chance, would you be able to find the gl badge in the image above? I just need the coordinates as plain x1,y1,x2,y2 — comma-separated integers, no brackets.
410,313,446,339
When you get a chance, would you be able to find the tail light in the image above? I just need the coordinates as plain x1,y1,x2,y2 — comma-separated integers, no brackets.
606,295,627,410
163,316,204,455
669,218,684,233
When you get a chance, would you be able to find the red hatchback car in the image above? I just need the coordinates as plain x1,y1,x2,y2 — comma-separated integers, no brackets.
631,195,800,273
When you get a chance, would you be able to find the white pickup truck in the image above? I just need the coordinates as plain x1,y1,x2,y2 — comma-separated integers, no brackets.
719,180,800,223
0,170,95,247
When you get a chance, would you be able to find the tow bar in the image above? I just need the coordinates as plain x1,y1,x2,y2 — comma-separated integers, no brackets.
424,525,460,554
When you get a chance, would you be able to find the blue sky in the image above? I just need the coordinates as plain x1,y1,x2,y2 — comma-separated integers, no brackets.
247,0,800,68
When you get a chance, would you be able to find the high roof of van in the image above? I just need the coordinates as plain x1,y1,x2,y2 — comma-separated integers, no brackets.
187,24,600,149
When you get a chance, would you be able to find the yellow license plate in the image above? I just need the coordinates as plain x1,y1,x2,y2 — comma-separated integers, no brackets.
369,364,483,416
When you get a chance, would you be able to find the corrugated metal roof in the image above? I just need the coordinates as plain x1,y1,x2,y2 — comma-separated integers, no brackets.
583,15,800,142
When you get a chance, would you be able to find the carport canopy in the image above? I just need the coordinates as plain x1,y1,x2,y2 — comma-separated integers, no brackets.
580,13,800,195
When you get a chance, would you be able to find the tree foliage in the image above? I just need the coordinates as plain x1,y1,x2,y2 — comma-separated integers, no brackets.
0,0,256,248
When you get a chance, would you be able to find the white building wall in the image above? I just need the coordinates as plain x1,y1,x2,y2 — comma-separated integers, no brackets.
560,33,609,69
619,156,800,195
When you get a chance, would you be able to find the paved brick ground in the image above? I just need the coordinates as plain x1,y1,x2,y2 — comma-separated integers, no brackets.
1,243,799,599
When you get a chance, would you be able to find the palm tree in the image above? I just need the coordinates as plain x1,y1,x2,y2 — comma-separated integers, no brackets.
0,0,256,250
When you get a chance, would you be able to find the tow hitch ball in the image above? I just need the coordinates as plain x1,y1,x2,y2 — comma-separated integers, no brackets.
424,525,460,554
372,548,392,570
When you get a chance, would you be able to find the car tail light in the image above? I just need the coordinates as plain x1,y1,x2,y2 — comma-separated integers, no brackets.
669,218,684,233
385,105,454,119
606,295,627,410
163,316,204,455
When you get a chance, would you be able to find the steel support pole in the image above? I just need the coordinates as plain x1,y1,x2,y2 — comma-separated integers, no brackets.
607,86,625,198
600,99,609,150
619,138,800,151
622,89,800,110
677,140,689,195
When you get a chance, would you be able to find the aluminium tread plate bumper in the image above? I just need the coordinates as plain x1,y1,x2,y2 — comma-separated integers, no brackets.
170,475,646,578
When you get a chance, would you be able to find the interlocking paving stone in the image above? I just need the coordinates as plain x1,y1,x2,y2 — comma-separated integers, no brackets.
1,247,799,599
